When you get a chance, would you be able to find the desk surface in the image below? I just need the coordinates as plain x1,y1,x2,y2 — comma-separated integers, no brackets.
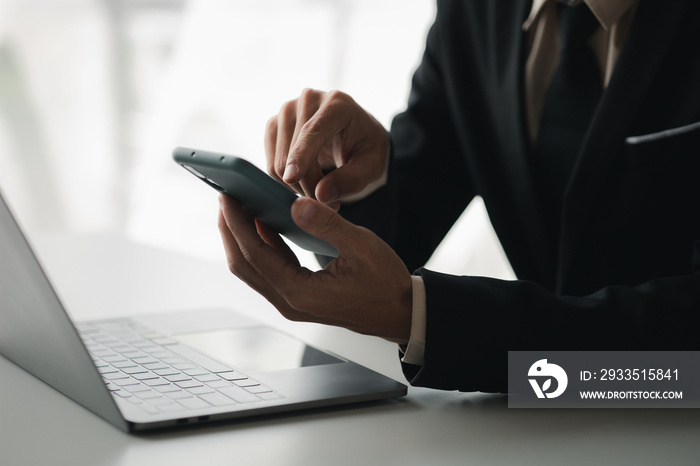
2,234,699,466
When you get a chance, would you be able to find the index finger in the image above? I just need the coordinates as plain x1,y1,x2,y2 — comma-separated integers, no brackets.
283,91,353,184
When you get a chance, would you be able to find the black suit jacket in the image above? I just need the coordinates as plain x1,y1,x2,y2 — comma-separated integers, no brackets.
339,0,700,392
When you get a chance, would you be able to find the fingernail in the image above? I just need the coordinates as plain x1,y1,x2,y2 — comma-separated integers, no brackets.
283,162,298,182
297,199,317,222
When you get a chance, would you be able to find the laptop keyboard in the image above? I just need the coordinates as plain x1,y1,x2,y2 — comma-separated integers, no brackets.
77,319,282,416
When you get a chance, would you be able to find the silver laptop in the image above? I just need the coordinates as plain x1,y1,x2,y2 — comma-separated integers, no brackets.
0,190,407,433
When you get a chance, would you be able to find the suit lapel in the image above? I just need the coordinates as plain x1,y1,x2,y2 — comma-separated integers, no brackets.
558,0,690,287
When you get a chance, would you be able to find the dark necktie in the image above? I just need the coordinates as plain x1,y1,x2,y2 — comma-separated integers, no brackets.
533,3,602,230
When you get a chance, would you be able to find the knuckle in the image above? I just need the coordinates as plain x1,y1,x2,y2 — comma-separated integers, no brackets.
299,87,318,101
326,89,349,103
299,115,324,141
265,115,278,134
217,211,228,231
225,252,245,277
325,90,356,110
266,158,279,180
226,257,239,276
279,99,297,121
281,287,307,311
274,155,287,179
238,241,262,266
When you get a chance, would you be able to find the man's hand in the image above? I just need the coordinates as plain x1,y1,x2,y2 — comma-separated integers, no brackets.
218,194,412,345
265,89,390,210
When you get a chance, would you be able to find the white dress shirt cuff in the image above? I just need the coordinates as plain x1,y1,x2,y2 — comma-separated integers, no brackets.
401,275,426,366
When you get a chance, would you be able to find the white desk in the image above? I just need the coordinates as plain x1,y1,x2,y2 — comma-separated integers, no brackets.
2,234,699,465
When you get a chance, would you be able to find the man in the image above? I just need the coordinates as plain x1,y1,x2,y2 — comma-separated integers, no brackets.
218,0,700,392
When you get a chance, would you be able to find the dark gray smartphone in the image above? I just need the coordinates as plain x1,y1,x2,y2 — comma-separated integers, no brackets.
173,146,339,257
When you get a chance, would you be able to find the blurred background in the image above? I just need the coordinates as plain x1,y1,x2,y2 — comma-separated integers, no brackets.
0,0,514,279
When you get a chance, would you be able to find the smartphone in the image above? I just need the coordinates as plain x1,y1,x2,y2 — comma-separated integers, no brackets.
172,146,339,257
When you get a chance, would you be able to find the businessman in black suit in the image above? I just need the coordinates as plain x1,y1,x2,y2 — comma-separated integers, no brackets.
218,0,700,392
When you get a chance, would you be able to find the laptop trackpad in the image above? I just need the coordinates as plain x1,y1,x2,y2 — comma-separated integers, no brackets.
174,327,345,374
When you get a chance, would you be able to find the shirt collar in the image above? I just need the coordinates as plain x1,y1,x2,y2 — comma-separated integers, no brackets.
523,0,638,32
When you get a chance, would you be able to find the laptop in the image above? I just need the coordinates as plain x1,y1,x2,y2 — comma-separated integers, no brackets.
0,190,407,433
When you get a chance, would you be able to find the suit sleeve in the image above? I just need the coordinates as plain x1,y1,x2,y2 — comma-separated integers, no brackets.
399,243,700,393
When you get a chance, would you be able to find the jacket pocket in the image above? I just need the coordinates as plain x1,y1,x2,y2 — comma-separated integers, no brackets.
624,120,700,169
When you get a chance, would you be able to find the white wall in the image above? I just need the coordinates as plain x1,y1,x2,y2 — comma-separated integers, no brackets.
0,0,514,279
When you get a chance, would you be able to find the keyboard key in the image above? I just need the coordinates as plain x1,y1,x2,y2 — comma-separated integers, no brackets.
206,380,234,389
172,362,197,371
245,384,273,394
134,390,162,400
154,384,181,393
177,397,211,410
122,367,149,375
233,379,260,388
257,391,284,401
219,371,248,381
140,345,167,354
154,368,181,377
105,382,120,391
132,372,159,381
101,354,127,363
104,343,132,352
132,356,158,365
195,374,222,383
103,372,129,381
114,377,141,387
143,377,171,387
124,384,151,393
218,386,260,404
175,380,203,389
164,374,191,383
161,357,186,365
199,393,236,407
165,390,193,400
187,386,215,396
94,337,120,345
112,360,138,369
150,337,178,346
113,346,138,354
130,340,156,348
142,362,169,371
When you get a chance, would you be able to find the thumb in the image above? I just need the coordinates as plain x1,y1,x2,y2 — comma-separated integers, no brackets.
291,197,361,254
